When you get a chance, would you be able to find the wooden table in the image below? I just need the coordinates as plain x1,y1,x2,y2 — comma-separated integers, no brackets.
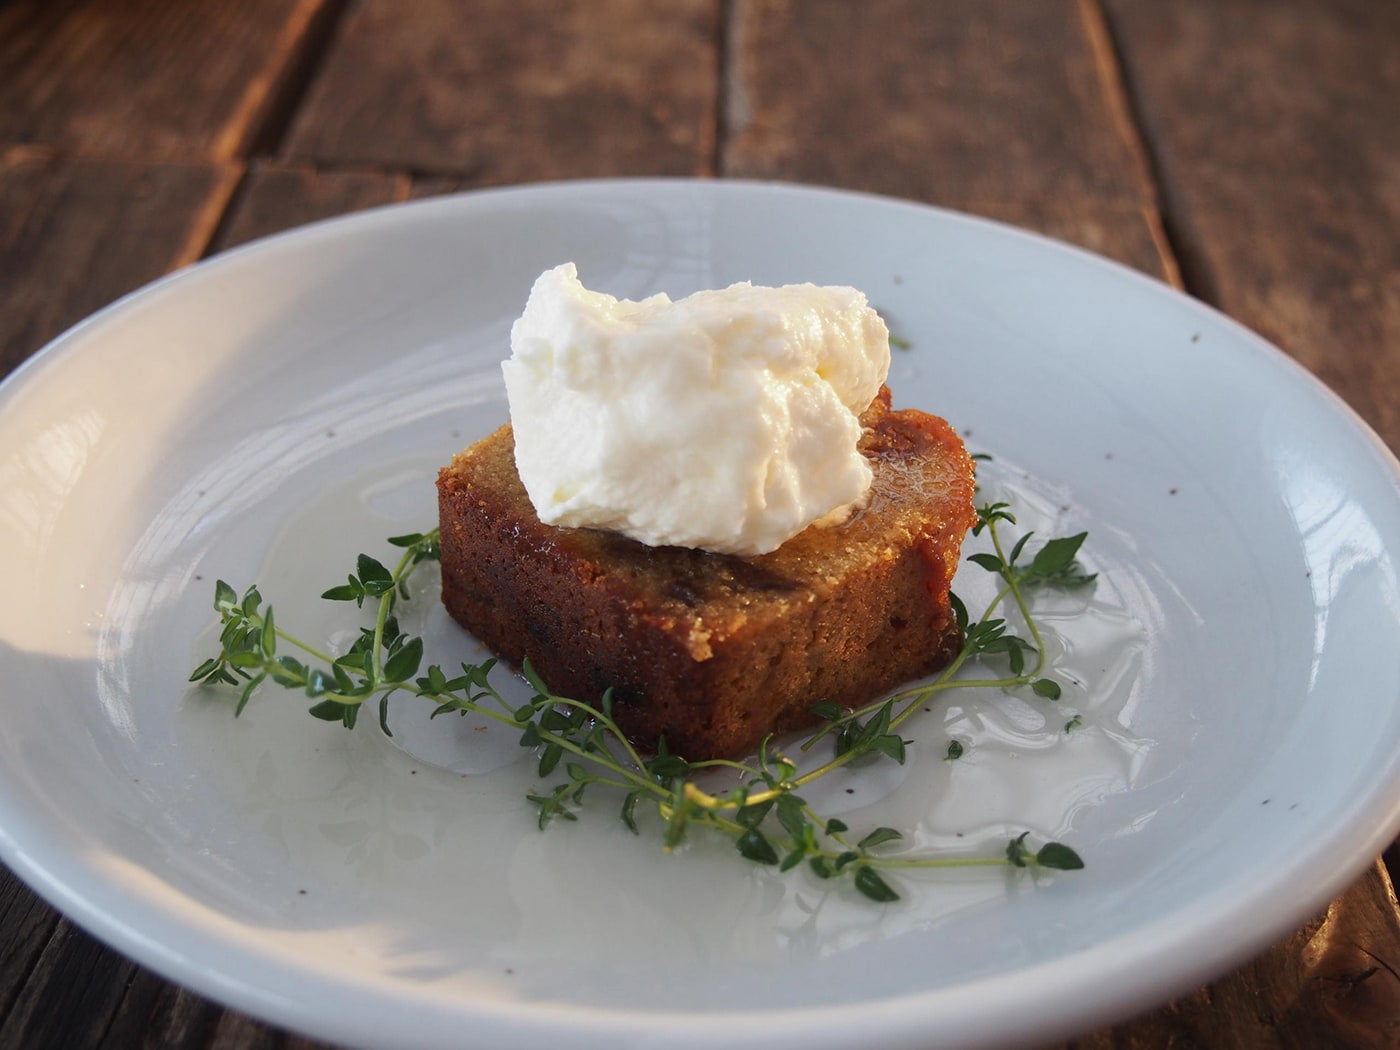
2,1,1398,1046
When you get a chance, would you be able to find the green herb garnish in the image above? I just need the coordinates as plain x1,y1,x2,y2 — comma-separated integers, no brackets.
191,504,1093,902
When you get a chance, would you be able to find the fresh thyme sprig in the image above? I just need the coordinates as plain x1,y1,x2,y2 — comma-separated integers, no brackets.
190,504,1095,903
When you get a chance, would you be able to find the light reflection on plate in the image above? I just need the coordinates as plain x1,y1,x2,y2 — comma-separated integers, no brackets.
1,180,1399,1050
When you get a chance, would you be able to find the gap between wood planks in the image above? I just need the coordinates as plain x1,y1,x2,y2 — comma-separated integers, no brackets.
212,0,352,163
1077,0,1184,292
1087,0,1215,303
192,0,354,261
710,0,733,178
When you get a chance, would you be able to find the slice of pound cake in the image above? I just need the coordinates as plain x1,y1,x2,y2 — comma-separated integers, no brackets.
436,387,976,760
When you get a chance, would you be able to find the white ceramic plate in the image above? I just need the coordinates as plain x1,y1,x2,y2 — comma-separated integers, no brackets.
3,180,1400,1050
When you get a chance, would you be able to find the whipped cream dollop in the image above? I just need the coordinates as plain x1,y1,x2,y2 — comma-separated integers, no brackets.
502,263,891,556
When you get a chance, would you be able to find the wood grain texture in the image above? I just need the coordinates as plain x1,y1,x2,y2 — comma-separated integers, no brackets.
211,161,410,253
1103,0,1400,449
0,147,239,377
0,919,139,1049
0,0,337,161
1104,0,1399,188
0,869,61,1022
96,977,221,1049
724,0,1149,205
722,0,1178,288
282,0,721,181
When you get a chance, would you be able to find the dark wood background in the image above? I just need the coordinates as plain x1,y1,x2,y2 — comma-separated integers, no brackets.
2,1,1399,1046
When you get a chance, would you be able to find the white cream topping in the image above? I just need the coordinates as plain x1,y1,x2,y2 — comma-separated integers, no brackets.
502,263,891,556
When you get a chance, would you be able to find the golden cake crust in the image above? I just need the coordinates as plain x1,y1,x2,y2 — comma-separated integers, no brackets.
436,389,977,759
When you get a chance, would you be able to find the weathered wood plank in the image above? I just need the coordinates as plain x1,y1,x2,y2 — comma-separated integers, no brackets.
97,978,221,1049
282,0,721,181
725,0,1150,206
210,161,410,253
1103,0,1400,450
0,148,240,377
0,918,140,1048
1104,0,1399,192
204,1009,325,1050
0,869,61,1023
0,0,339,161
723,0,1177,284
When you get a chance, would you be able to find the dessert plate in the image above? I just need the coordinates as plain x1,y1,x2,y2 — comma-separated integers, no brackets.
2,180,1399,1050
